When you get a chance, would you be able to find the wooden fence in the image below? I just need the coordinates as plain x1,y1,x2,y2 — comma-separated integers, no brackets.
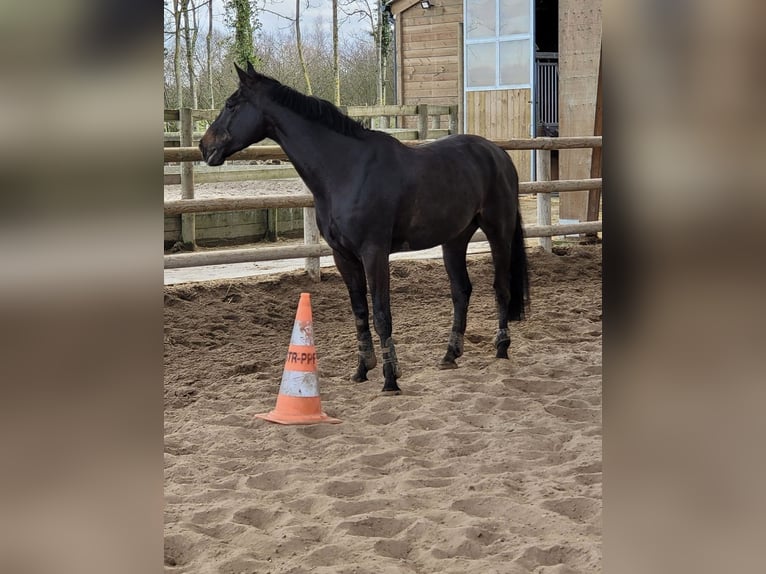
163,134,602,280
164,104,459,146
165,105,460,247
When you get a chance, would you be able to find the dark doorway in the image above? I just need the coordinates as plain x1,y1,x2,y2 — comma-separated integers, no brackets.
534,0,559,144
535,0,558,53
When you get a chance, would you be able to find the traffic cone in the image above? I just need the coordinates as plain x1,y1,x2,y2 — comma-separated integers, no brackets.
255,292,341,425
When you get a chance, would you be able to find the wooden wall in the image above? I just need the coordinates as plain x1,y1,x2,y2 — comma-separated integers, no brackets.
395,0,464,107
466,89,532,182
558,0,602,220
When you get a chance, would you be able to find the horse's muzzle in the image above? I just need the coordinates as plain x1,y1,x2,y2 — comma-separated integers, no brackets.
199,131,228,166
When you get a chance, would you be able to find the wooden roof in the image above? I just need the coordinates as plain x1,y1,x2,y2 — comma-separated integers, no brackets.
388,0,429,17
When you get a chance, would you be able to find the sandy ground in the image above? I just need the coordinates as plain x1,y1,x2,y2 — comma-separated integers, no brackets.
164,244,602,573
164,177,311,202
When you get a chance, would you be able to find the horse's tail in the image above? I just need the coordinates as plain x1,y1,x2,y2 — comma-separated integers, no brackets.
509,209,530,321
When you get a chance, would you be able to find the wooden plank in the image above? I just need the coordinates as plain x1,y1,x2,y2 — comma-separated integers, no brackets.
396,16,404,105
422,105,451,115
587,44,603,224
401,13,465,27
407,88,461,98
265,208,278,242
400,30,459,44
470,221,601,243
405,79,458,91
417,104,429,140
536,150,552,252
407,64,458,78
303,207,321,282
164,137,601,164
345,105,418,117
164,221,600,269
406,70,459,81
457,22,464,134
559,0,603,221
179,107,196,247
491,137,601,150
403,55,458,66
404,39,460,51
519,179,601,195
164,243,335,269
402,46,458,58
522,221,601,238
164,180,599,218
165,195,314,215
389,0,421,17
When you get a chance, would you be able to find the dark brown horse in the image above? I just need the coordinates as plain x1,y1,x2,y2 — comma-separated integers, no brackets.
200,63,529,394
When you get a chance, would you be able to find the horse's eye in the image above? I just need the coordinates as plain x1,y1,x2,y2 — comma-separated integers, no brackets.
225,99,236,110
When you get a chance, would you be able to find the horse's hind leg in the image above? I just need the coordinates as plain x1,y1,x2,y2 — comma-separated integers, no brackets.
332,249,377,382
478,219,513,359
439,224,477,369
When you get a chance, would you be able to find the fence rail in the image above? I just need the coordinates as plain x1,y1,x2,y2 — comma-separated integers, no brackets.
163,178,601,217
164,104,459,144
164,134,602,277
163,136,602,163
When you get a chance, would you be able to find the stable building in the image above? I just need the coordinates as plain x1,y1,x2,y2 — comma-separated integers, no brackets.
388,0,601,219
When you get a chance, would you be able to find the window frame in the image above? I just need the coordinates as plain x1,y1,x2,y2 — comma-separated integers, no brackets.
464,0,535,91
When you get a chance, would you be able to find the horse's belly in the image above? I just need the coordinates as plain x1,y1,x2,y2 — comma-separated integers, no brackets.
393,206,478,252
392,220,474,252
390,237,439,253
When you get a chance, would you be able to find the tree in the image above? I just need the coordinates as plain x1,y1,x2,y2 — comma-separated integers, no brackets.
379,2,393,105
182,0,199,109
332,0,340,105
164,2,382,110
173,0,184,107
340,0,393,105
296,0,313,94
227,0,259,68
206,0,215,108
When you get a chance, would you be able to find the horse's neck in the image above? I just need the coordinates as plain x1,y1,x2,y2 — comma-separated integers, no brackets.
265,106,359,198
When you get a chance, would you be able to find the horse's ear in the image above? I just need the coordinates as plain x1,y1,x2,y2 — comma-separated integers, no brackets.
234,63,249,84
246,60,256,75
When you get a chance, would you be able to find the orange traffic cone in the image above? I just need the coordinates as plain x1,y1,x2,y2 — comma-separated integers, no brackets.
255,292,341,425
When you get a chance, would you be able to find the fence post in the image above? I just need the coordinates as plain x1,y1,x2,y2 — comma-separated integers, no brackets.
536,149,552,253
304,207,321,282
585,46,603,243
180,107,196,248
417,104,429,140
449,106,458,134
266,208,278,242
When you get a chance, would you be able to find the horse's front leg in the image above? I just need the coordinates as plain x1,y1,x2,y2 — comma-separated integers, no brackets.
362,252,401,394
332,250,377,382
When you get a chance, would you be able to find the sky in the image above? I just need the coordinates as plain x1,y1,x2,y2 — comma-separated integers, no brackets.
194,0,374,40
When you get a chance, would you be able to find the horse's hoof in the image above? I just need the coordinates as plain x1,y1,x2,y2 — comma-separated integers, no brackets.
438,359,458,370
381,381,401,394
495,338,510,360
351,373,368,383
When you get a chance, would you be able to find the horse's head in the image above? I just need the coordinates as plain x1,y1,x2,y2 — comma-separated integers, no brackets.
200,62,269,166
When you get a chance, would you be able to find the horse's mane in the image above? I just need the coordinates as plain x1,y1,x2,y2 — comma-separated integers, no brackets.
261,74,368,139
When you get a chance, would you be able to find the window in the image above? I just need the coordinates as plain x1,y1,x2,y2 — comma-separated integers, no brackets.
465,0,532,89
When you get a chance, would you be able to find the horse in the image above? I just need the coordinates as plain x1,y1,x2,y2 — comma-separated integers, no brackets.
200,62,530,395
